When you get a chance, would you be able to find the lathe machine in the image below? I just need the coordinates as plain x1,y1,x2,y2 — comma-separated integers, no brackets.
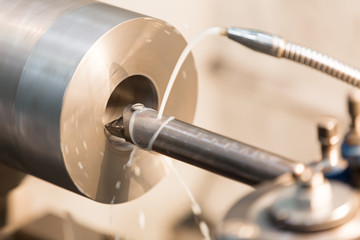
1,0,360,239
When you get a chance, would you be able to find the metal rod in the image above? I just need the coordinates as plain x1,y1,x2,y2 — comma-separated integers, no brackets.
106,105,300,186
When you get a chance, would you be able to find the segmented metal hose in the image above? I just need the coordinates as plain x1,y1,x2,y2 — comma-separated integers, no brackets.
281,42,360,88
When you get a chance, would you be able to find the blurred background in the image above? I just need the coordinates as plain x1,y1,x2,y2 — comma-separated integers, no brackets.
4,0,360,239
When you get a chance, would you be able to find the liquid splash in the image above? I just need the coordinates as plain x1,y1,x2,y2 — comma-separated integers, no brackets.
165,158,211,240
106,26,226,238
157,27,226,119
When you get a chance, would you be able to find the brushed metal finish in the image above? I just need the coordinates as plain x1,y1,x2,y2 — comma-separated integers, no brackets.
0,0,198,203
0,0,91,172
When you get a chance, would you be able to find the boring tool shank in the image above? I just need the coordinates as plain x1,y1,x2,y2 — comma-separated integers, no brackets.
106,105,299,186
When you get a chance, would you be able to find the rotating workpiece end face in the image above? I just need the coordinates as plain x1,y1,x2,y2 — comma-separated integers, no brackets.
60,17,197,202
218,178,360,240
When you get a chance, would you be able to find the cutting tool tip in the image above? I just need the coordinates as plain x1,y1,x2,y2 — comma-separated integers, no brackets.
105,117,125,138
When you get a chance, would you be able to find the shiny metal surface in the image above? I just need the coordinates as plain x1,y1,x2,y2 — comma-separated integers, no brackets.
317,117,347,175
0,0,197,203
0,0,91,173
107,105,299,185
270,170,357,232
226,27,360,88
218,118,360,239
218,175,360,240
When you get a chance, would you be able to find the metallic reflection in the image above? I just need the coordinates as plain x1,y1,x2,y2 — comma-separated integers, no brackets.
0,0,197,203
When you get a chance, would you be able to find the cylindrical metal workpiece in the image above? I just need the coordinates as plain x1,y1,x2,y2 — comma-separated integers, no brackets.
123,108,299,185
0,0,198,203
